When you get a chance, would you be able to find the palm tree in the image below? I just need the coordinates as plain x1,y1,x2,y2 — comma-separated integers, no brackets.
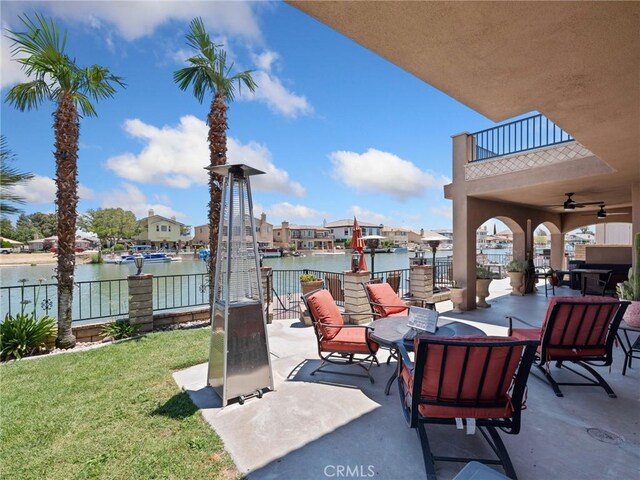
174,17,256,299
5,14,125,348
0,135,34,217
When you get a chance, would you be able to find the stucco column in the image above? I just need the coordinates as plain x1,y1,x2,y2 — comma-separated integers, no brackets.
550,233,564,270
633,181,640,271
128,274,153,332
448,133,477,310
512,231,526,262
343,271,373,324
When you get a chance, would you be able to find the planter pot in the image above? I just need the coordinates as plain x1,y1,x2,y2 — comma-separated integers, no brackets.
301,280,324,296
476,278,492,308
507,272,525,296
449,287,465,313
623,300,640,328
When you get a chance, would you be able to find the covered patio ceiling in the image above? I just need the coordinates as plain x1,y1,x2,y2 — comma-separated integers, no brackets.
290,1,640,212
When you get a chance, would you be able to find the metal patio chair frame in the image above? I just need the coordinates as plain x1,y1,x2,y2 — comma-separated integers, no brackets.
397,335,538,480
362,279,410,320
302,288,380,383
509,297,630,397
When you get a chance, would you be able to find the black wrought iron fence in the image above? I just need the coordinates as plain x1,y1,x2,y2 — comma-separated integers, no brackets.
153,273,209,311
471,114,574,162
422,258,454,289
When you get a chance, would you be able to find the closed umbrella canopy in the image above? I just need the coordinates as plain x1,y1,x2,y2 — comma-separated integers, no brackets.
351,217,367,272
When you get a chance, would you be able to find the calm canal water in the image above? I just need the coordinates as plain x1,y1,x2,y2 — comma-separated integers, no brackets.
0,250,466,286
1,249,516,287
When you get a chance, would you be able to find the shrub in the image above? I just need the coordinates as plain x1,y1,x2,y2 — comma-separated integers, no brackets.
0,312,57,360
300,273,321,282
476,265,493,279
101,319,139,340
89,252,104,264
505,259,528,273
113,243,125,251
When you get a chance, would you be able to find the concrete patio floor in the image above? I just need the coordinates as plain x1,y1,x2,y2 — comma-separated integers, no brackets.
173,278,640,479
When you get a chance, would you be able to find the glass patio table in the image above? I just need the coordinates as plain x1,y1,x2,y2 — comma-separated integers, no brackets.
369,316,485,394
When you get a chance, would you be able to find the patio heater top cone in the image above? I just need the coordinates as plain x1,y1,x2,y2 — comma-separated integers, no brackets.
206,164,274,407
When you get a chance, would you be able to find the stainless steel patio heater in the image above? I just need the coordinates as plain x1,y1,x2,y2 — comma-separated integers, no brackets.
206,164,274,406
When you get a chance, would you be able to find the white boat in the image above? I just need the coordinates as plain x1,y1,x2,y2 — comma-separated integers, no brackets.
311,251,346,255
104,252,174,264
259,248,283,258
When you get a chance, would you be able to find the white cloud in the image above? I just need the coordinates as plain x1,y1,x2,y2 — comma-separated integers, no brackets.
105,115,304,196
252,50,279,72
430,205,453,220
1,23,29,89
228,138,305,196
100,183,184,219
41,2,262,42
10,175,92,204
267,202,324,220
78,184,96,201
349,206,391,225
241,69,313,118
329,148,450,201
11,175,56,204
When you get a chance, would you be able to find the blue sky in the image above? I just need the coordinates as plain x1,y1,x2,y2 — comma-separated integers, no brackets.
1,1,500,233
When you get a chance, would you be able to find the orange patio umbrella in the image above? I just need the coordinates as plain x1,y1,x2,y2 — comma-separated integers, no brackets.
351,217,367,272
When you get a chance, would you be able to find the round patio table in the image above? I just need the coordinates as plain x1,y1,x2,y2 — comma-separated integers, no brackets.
369,316,486,394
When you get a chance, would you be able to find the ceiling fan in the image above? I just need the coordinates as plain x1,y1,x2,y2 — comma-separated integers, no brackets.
581,204,630,219
546,193,603,210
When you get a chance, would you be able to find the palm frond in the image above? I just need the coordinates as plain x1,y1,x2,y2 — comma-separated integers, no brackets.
5,80,51,111
79,65,126,101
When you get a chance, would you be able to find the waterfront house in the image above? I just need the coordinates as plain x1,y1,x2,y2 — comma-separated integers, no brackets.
133,209,192,250
192,213,274,248
381,226,422,248
273,221,335,252
324,219,383,242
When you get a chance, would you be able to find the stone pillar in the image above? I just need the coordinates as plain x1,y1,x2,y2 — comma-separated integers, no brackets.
409,265,434,305
343,271,373,325
128,274,153,332
260,267,273,324
550,232,564,270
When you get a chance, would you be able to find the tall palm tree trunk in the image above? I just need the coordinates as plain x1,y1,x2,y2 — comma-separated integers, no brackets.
207,92,228,304
54,93,79,348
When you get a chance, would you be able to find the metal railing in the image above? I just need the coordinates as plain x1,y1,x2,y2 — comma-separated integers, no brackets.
153,273,209,311
270,268,412,320
471,114,574,162
0,255,564,324
422,258,454,289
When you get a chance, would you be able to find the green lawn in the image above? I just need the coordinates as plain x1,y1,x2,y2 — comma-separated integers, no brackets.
0,328,240,479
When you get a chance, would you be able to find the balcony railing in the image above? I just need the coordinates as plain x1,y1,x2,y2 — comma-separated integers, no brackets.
471,114,574,162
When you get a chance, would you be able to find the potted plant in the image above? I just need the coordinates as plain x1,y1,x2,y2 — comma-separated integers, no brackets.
300,273,323,296
505,259,528,296
448,280,465,313
617,233,640,327
476,265,493,308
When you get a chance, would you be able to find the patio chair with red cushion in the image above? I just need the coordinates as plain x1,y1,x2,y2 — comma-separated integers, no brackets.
397,335,538,480
509,296,629,397
363,280,410,319
302,288,380,383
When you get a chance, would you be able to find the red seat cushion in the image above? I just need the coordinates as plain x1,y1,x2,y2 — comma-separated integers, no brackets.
401,336,522,419
306,289,344,340
366,283,408,317
320,326,379,354
540,296,619,358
